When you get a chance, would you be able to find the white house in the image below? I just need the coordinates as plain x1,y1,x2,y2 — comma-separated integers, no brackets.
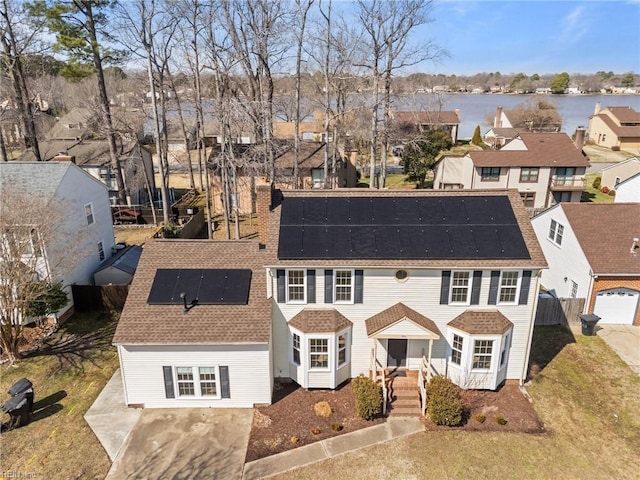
599,157,640,191
614,172,640,203
113,186,547,410
531,203,640,325
0,161,115,321
433,132,590,214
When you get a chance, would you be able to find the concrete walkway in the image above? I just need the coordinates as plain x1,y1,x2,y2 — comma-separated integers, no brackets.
242,417,424,480
597,324,640,375
84,369,141,461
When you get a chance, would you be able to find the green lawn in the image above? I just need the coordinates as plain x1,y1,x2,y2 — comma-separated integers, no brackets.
582,172,615,203
0,312,120,480
274,326,640,480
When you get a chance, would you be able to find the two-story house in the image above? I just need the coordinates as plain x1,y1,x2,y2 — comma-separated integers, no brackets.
531,203,640,325
391,110,461,144
433,132,590,214
0,161,115,322
113,185,546,409
587,104,640,151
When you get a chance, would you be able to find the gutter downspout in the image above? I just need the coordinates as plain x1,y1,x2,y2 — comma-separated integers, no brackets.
585,271,597,314
521,270,542,385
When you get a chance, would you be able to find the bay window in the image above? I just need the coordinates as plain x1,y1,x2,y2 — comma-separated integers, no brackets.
472,340,493,370
309,338,329,369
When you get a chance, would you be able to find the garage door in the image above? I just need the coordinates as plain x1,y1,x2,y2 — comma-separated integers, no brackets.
593,288,640,324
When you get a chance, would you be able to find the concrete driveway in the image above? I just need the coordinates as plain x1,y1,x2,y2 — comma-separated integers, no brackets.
106,408,253,480
597,324,640,375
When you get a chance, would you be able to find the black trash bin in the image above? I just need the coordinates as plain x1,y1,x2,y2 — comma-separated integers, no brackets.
1,392,31,429
580,314,600,336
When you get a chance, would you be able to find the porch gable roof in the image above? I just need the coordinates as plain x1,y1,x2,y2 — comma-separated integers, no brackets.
366,303,441,339
289,308,353,334
448,310,513,335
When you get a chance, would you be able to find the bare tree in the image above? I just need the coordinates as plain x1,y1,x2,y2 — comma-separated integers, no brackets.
0,188,89,364
0,0,44,161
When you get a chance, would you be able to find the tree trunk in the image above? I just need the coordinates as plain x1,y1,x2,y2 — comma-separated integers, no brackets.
85,4,127,205
369,69,380,188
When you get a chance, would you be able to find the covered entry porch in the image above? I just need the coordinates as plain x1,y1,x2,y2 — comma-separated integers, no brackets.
365,303,441,415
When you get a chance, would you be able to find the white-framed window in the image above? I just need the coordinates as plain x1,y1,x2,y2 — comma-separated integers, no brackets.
334,270,353,303
451,334,463,366
472,340,493,370
309,338,329,369
287,269,306,303
292,333,301,365
337,333,347,367
85,203,94,225
548,219,564,246
570,280,578,298
175,366,220,398
176,367,195,396
498,271,519,304
481,167,500,181
450,271,471,304
98,241,105,261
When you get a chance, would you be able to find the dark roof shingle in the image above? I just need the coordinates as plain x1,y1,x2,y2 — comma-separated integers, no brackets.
365,303,441,337
289,309,352,333
448,310,513,334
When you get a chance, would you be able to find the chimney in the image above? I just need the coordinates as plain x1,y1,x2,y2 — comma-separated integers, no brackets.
53,153,76,164
574,127,585,151
454,109,461,121
256,178,273,246
495,106,503,128
594,102,601,116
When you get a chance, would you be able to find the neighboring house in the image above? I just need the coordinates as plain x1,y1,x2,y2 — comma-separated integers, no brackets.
113,186,547,408
587,103,640,151
486,106,562,146
0,108,56,154
94,245,143,285
483,127,522,149
19,108,154,206
210,142,356,214
599,157,640,190
273,111,326,142
614,172,640,203
0,161,115,321
391,110,461,144
433,132,590,213
531,203,640,325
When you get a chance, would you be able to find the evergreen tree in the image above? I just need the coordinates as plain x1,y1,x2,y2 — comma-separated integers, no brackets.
471,125,483,146
550,72,570,93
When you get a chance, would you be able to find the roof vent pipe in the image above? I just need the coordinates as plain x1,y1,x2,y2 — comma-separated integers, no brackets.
631,237,639,255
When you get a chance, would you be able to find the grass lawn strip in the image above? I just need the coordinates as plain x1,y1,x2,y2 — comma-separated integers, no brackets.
271,326,640,480
0,312,119,480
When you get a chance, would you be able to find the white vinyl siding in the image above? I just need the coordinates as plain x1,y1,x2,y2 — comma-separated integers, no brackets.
118,344,271,408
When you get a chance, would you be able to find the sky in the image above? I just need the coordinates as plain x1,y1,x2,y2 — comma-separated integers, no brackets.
408,0,640,76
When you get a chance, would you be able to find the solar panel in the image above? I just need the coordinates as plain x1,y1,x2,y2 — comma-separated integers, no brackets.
277,195,530,260
147,269,252,305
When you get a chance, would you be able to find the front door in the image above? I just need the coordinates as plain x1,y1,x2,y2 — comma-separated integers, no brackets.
387,339,407,369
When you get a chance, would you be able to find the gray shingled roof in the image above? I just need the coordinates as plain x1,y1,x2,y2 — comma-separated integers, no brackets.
95,245,143,275
0,161,72,201
448,310,513,334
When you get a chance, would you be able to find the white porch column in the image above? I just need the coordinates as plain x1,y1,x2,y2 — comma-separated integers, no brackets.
427,339,434,379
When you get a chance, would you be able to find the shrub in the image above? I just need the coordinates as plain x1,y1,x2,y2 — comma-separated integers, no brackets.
426,376,463,426
601,185,610,194
331,423,343,432
311,427,321,435
290,436,299,444
351,375,383,420
314,401,333,418
592,176,601,189
474,413,486,423
496,416,507,425
608,189,616,196
611,145,620,151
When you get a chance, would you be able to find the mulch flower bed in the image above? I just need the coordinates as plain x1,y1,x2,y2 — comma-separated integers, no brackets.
422,383,545,433
245,380,385,462
246,380,544,462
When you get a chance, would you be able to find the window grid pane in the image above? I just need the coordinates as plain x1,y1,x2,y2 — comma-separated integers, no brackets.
293,333,301,365
338,335,347,365
472,340,493,369
177,367,195,396
335,270,352,302
451,334,463,366
199,367,217,396
499,271,518,303
451,272,470,303
288,270,305,301
310,338,328,368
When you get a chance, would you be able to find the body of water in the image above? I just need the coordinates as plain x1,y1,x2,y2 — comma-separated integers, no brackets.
390,93,640,140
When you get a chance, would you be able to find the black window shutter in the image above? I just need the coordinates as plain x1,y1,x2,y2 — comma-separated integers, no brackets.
324,269,333,303
471,270,482,305
220,366,230,399
307,269,316,303
162,366,175,399
519,270,532,305
354,270,364,303
440,271,451,305
488,270,500,305
276,269,285,303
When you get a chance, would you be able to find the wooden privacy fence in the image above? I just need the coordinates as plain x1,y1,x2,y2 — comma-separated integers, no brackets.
535,297,585,326
72,285,130,312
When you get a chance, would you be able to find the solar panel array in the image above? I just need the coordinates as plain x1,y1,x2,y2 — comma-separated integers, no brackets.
278,196,531,260
147,269,252,305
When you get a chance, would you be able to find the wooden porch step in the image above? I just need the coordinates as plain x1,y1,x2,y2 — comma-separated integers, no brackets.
389,405,422,416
